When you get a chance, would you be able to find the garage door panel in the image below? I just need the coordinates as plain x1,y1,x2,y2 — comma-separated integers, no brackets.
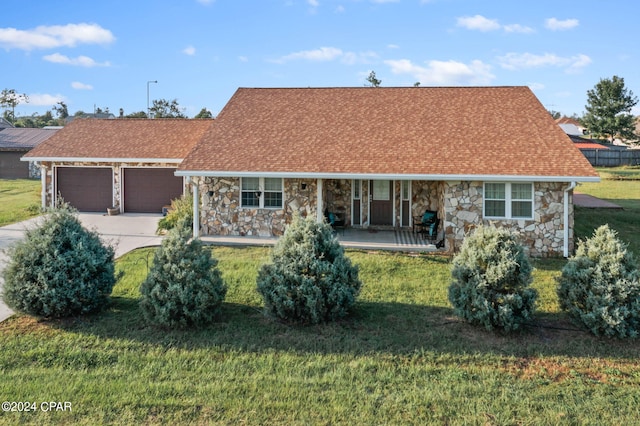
56,167,112,212
124,168,183,213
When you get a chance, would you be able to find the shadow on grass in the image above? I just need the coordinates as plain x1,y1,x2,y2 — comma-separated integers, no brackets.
46,295,640,360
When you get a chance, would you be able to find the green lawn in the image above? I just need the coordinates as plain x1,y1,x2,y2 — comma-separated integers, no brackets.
0,179,41,227
1,171,639,424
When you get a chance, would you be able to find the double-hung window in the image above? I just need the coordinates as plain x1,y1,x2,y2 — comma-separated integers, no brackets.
483,182,533,219
241,177,283,209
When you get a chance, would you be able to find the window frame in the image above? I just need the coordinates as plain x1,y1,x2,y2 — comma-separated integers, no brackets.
240,177,284,209
483,182,534,220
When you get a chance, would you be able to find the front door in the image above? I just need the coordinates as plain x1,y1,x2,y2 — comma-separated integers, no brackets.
370,180,393,226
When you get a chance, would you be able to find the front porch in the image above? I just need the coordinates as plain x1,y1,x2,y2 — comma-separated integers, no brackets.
200,227,443,253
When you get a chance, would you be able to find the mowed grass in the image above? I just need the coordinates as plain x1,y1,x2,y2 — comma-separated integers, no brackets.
1,245,640,425
575,166,640,255
0,179,41,227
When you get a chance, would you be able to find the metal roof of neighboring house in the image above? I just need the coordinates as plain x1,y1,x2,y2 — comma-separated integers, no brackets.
178,87,598,181
555,116,583,127
24,118,214,162
0,127,60,151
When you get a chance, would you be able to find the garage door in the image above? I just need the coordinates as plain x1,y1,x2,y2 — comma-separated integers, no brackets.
123,168,183,213
0,151,29,179
56,167,112,212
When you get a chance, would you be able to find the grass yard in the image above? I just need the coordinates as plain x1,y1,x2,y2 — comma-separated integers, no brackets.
0,179,41,227
1,245,640,425
0,169,639,424
575,166,640,255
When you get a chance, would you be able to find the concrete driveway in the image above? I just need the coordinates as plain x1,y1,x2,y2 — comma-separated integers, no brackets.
0,213,164,322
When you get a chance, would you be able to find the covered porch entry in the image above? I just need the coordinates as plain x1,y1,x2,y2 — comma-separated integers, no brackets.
320,178,433,229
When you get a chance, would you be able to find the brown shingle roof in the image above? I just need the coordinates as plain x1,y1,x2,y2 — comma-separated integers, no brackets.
25,119,213,161
179,87,598,180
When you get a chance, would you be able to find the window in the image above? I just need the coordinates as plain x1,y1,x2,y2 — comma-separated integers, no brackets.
353,179,361,200
401,180,410,201
483,182,533,219
241,177,283,209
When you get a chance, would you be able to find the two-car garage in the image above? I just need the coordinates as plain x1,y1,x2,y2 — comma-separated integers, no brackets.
55,167,183,213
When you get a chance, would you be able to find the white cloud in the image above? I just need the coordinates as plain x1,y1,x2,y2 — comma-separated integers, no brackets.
457,15,533,34
527,82,545,91
0,23,114,51
274,46,377,64
371,0,400,3
456,15,500,32
183,45,196,56
307,0,319,6
71,81,93,90
545,18,579,31
43,53,110,67
387,44,400,49
497,52,591,73
503,24,534,34
196,0,215,5
279,46,343,62
27,93,65,106
335,5,345,13
238,55,249,62
384,58,495,85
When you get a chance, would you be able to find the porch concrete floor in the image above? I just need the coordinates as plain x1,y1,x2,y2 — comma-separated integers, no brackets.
200,227,441,253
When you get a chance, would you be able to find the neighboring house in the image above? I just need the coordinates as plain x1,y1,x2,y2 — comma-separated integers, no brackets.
0,127,59,179
177,87,599,257
23,118,212,213
556,116,585,135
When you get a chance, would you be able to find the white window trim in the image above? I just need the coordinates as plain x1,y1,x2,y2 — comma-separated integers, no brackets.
483,182,534,220
240,177,284,209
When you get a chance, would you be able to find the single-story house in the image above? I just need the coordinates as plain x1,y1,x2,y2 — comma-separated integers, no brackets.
177,87,599,257
23,118,212,213
0,127,59,179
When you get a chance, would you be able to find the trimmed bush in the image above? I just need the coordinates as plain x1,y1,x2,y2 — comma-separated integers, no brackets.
256,214,361,324
448,225,537,333
140,217,226,328
2,205,117,318
557,225,640,338
157,193,193,234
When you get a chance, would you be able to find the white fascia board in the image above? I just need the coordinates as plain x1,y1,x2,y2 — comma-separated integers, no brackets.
175,170,601,183
21,157,183,163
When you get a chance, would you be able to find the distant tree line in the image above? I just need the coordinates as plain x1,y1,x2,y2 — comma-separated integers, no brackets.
0,89,213,128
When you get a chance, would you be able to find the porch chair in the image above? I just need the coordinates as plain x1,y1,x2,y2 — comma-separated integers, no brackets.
422,218,439,243
413,210,437,235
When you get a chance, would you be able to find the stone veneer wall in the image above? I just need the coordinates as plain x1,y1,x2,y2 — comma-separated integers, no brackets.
323,179,352,223
40,161,182,210
442,181,573,257
198,177,318,237
28,161,41,179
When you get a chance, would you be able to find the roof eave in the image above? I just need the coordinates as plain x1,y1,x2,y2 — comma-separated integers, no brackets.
22,157,184,163
175,170,601,183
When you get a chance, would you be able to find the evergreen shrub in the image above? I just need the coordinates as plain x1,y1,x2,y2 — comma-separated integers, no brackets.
140,218,226,328
448,225,537,333
256,214,361,324
2,204,117,318
157,194,193,234
557,225,640,338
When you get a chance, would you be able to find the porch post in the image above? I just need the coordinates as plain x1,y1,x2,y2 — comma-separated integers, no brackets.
317,178,323,223
40,164,47,209
188,177,200,239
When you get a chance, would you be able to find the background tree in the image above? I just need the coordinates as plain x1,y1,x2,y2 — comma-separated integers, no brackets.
366,71,381,87
53,101,69,120
194,107,213,119
583,75,638,143
548,110,562,120
149,98,186,118
0,88,29,124
125,111,149,118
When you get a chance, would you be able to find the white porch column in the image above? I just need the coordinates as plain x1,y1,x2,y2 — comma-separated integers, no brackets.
188,177,200,238
316,178,323,223
40,164,47,209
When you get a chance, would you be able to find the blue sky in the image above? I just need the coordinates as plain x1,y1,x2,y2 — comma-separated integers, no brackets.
2,0,638,118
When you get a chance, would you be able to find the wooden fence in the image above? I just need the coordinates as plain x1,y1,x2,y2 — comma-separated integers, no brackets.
580,149,640,167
